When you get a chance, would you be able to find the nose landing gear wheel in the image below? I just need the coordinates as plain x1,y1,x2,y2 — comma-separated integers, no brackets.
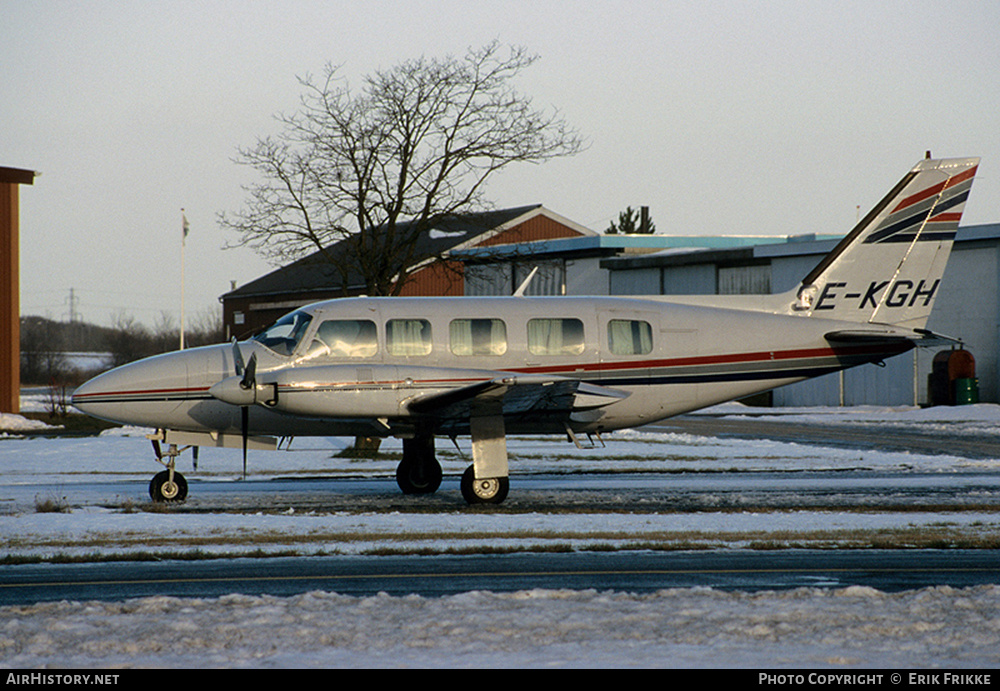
461,465,509,505
150,470,188,502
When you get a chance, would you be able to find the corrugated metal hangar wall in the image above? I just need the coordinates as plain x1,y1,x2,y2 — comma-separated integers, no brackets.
603,225,1000,407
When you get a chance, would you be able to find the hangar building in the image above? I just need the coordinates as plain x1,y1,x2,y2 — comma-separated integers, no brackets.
597,224,1000,407
219,200,998,407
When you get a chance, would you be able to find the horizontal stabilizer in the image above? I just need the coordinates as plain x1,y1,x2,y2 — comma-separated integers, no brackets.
825,327,962,347
825,329,913,343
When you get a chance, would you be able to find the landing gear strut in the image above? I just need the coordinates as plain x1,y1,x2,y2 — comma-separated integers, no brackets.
395,435,442,494
461,410,510,505
148,438,189,502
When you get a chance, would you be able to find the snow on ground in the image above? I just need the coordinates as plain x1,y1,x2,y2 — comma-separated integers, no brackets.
0,413,59,433
4,586,999,669
2,400,1000,668
707,400,1000,436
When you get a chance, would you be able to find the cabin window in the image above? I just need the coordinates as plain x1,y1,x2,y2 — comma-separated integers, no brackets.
253,310,314,356
309,319,378,358
386,319,432,356
449,318,507,356
607,319,653,355
527,318,585,356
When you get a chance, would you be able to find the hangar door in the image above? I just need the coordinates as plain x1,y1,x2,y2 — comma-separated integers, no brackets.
717,264,770,295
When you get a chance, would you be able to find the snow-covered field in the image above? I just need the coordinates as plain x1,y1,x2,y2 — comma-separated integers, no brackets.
2,399,999,668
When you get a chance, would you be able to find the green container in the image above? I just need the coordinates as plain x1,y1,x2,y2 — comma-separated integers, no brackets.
953,377,979,405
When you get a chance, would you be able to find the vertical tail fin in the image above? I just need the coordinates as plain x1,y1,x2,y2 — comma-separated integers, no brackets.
793,156,979,328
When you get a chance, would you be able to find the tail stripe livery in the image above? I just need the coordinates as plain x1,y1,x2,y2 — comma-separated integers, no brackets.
866,166,976,244
889,163,977,215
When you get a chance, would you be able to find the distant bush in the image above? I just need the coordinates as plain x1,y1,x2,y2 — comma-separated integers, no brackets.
34,494,70,513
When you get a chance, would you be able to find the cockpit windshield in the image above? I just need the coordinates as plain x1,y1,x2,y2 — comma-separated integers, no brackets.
252,310,314,356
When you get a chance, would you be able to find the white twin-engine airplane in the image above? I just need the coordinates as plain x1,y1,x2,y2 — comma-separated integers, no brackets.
73,156,979,505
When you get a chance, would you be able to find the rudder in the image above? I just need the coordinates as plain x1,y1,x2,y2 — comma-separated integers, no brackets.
792,156,979,328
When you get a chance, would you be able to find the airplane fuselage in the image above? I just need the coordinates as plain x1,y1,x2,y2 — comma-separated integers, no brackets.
72,294,909,439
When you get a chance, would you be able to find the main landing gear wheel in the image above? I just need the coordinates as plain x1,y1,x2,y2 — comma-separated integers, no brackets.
150,470,188,502
396,457,442,494
461,465,509,505
396,436,442,494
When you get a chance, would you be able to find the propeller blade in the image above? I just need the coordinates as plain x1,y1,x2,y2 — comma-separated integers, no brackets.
231,338,245,377
241,353,257,392
230,338,255,480
241,405,248,481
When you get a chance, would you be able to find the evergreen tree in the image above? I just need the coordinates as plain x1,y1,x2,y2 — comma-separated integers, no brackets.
605,206,655,234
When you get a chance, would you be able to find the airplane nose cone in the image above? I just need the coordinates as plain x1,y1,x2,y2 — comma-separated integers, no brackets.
70,356,172,423
69,376,99,412
72,368,130,407
71,346,226,427
70,368,126,418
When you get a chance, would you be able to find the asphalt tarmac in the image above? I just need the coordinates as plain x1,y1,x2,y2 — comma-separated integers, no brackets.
3,549,1000,606
651,415,1000,460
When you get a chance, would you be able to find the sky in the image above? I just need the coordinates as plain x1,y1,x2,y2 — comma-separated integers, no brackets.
4,0,1000,328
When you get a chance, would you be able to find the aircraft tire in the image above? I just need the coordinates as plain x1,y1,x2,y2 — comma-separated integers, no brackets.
460,465,509,505
149,470,188,502
396,457,443,494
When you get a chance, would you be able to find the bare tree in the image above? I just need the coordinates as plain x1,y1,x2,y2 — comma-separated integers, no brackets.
220,42,584,296
186,307,225,347
19,316,68,386
106,312,152,368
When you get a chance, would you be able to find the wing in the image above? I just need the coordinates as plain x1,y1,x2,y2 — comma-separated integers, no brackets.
406,374,629,427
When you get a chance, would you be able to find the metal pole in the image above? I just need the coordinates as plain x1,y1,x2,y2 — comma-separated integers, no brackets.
180,210,188,350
